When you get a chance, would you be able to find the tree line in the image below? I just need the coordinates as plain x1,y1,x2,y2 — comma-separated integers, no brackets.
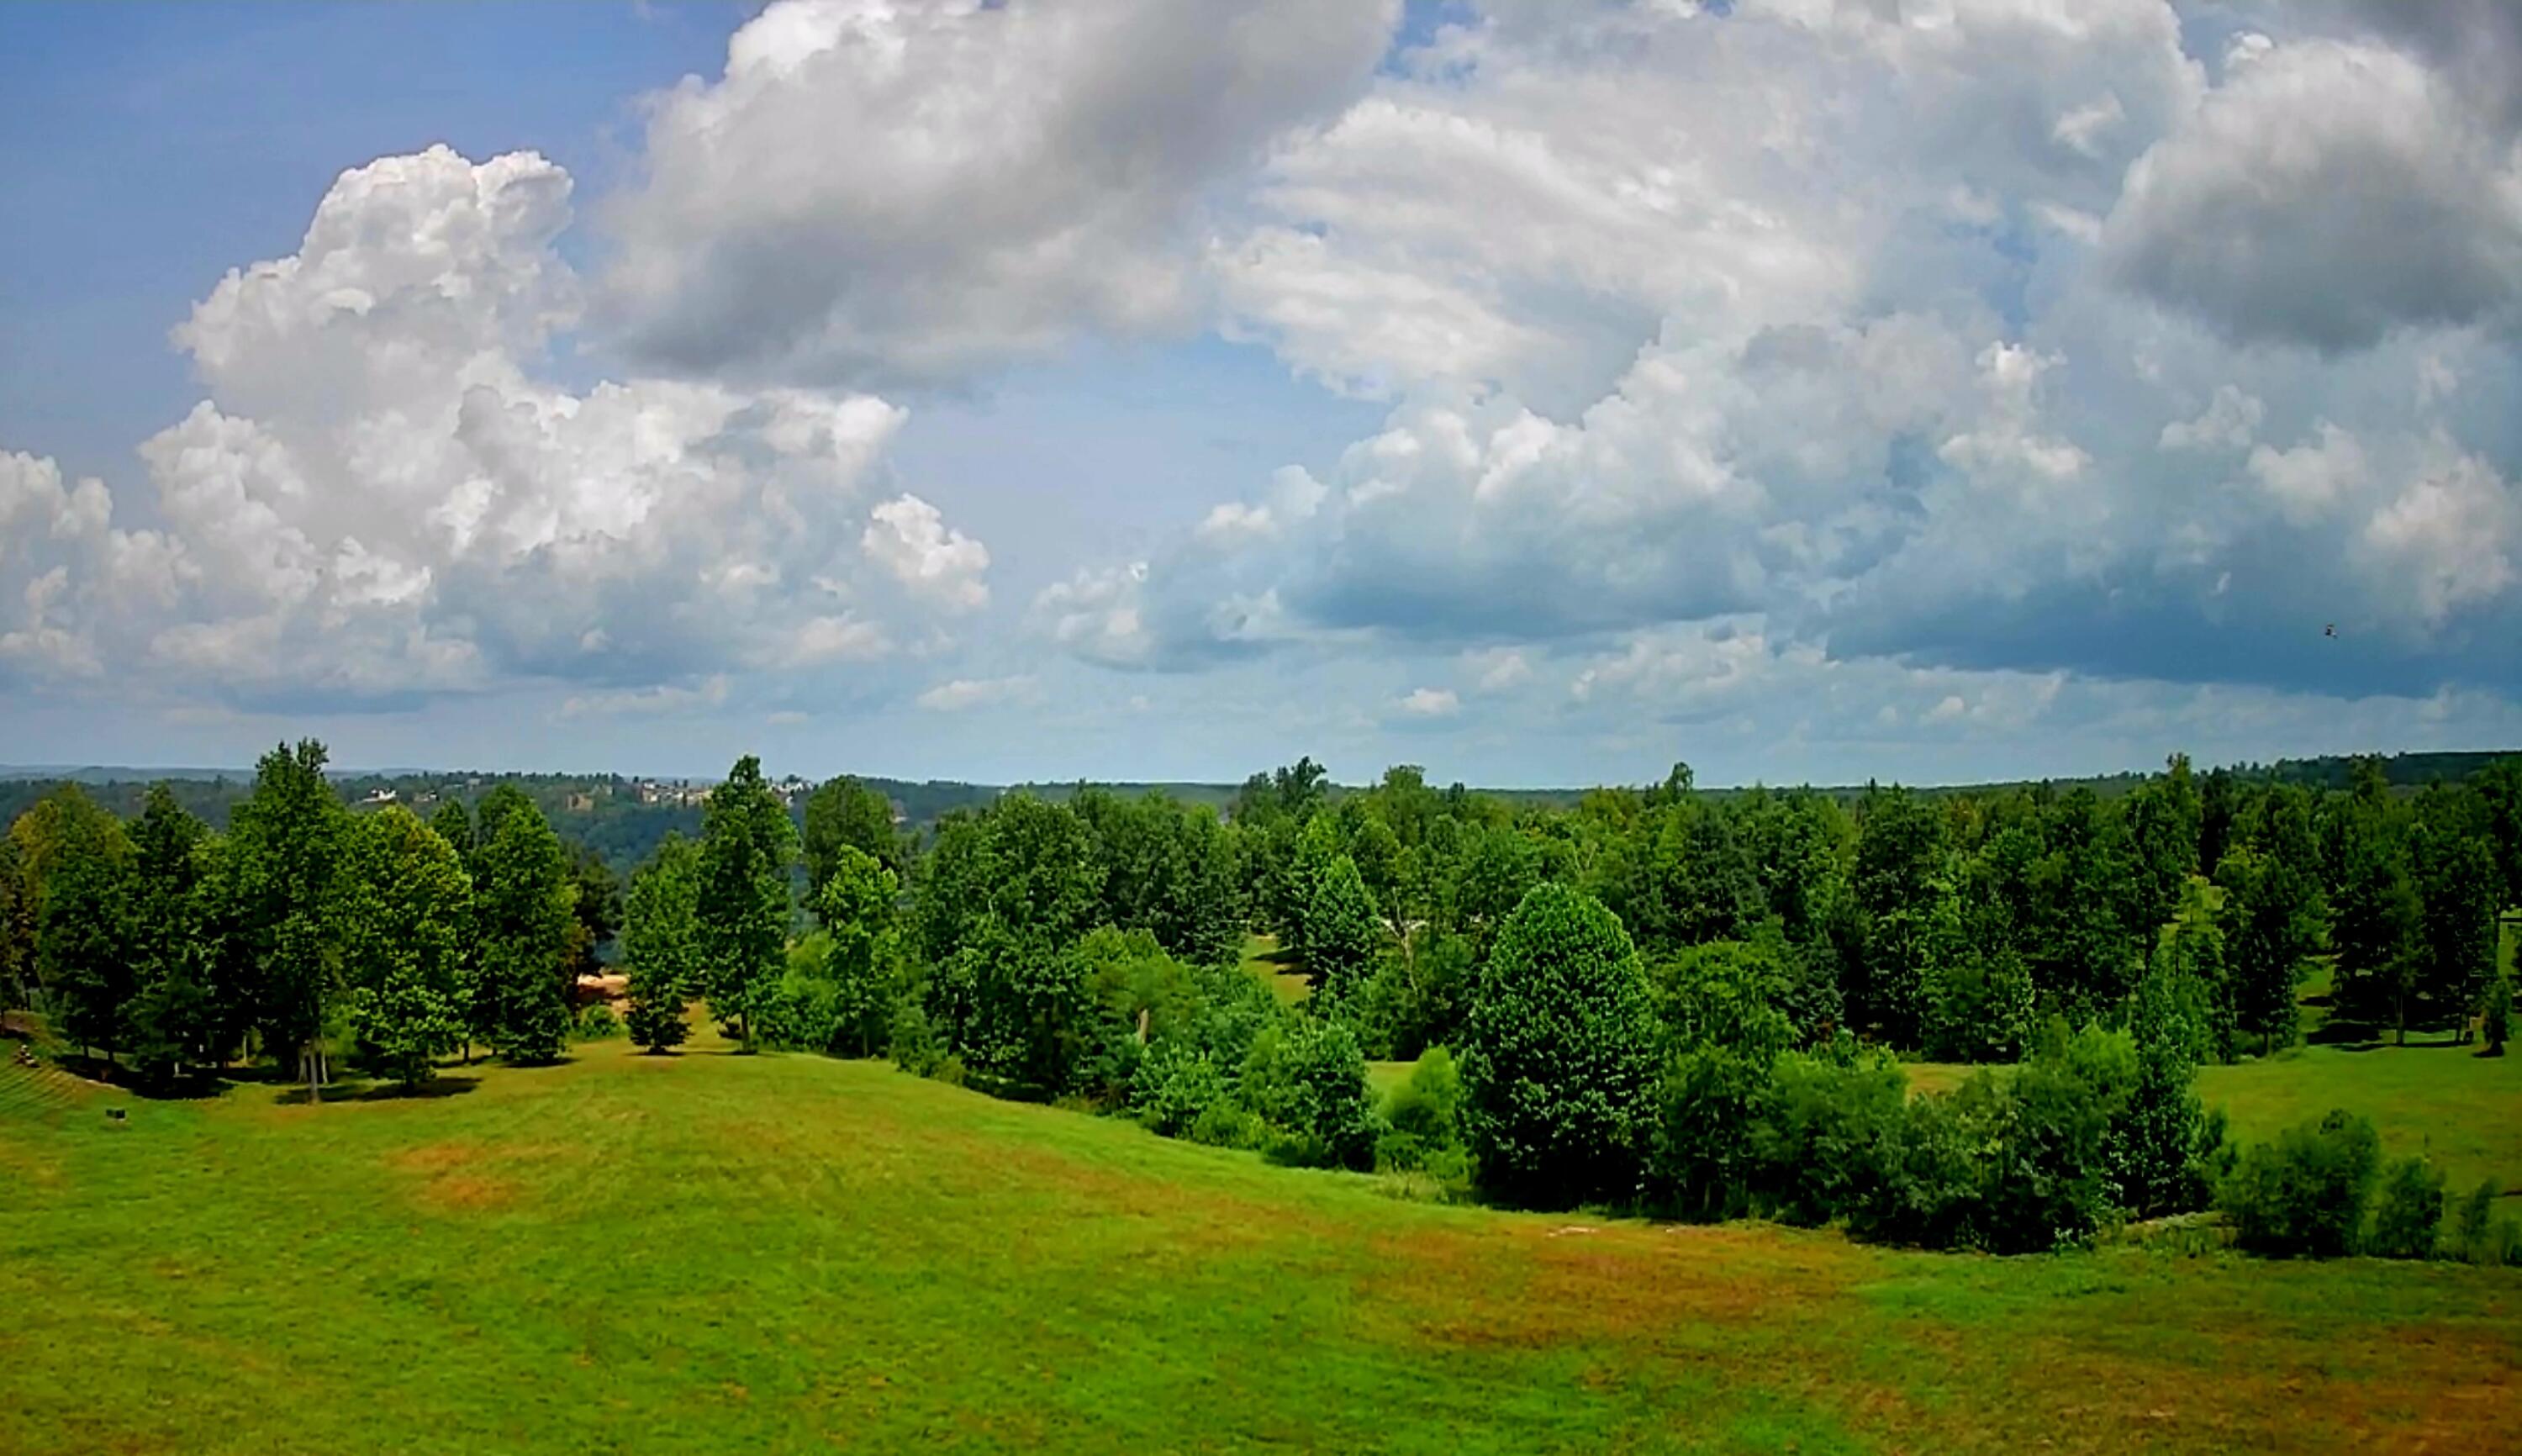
6,743,2517,1256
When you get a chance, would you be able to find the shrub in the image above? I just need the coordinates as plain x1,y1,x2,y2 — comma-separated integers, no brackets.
2483,975,2512,1058
1187,1100,1265,1150
1458,883,1661,1208
1132,1041,1227,1138
574,1004,621,1041
2219,1110,2382,1258
1381,1047,1464,1145
1844,1084,1983,1249
1240,1019,1378,1171
1747,1047,1912,1230
889,1000,945,1079
1969,1026,2134,1253
2453,1179,2520,1266
2369,1158,2446,1260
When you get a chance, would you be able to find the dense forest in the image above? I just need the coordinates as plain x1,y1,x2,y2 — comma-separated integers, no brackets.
6,743,2519,1259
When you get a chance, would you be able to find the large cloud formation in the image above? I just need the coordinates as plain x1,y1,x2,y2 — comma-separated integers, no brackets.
2,145,986,712
1037,0,2522,717
603,0,1401,387
12,0,2522,771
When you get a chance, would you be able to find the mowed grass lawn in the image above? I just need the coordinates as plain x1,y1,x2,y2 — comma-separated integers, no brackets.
5,1033,2520,1454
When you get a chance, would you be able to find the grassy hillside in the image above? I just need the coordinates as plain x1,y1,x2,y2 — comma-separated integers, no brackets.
4,1033,2518,1453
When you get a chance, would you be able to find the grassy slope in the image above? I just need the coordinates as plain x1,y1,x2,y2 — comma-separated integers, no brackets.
5,1035,2519,1454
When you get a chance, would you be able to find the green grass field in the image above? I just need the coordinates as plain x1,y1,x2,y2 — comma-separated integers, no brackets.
1238,932,1312,1005
5,1030,2519,1453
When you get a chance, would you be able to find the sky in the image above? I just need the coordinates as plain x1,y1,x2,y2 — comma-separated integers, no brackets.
3,0,2520,788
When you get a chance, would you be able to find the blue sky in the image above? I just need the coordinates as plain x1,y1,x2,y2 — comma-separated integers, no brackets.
3,1,2519,786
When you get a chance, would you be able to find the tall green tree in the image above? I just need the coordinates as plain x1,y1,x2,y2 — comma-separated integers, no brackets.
1458,882,1660,1208
620,835,703,1052
428,799,475,863
2329,788,2421,1040
804,775,902,894
474,797,577,1064
2216,845,2324,1056
124,784,217,1079
2122,753,2203,931
815,845,900,1058
228,741,352,1098
32,787,137,1063
1303,852,1380,1003
340,807,472,1088
2411,787,2500,1042
1850,785,1945,1044
696,756,798,1051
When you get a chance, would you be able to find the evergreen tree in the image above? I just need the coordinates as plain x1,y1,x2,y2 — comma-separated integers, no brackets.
1303,852,1380,1003
2482,974,2512,1058
620,834,704,1052
696,755,797,1051
474,798,577,1064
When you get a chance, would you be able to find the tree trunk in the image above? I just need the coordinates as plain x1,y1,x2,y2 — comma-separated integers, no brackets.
303,1041,322,1105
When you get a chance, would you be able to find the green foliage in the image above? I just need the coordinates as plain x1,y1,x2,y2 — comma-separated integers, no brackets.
31,787,137,1060
340,807,472,1087
124,784,215,1079
1239,1017,1378,1170
2483,973,2513,1057
576,1004,622,1042
2119,964,2214,1218
803,774,904,894
1301,852,1379,1002
914,795,1102,967
2219,1110,2382,1258
2452,1179,2521,1266
620,835,701,1052
1130,1040,1227,1137
1376,1046,1464,1174
474,796,578,1065
2410,785,2500,1040
2367,1157,2445,1260
815,845,902,1058
2214,843,2324,1056
1459,882,1660,1207
942,917,1092,1096
695,755,798,1049
226,741,354,1087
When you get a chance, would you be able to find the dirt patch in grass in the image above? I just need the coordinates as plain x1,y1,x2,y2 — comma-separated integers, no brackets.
388,1140,482,1174
1374,1218,1875,1350
410,1173,516,1213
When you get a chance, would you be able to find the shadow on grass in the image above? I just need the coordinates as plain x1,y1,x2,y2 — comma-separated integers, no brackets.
276,1075,483,1105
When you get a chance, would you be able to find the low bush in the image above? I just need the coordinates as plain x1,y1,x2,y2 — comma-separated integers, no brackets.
2369,1158,2446,1259
2219,1110,2382,1258
2453,1179,2521,1266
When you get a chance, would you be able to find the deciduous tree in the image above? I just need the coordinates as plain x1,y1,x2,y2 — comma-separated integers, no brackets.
621,834,703,1052
696,756,797,1051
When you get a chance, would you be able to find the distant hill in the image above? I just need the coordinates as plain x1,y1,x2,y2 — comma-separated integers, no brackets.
4,749,2514,873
